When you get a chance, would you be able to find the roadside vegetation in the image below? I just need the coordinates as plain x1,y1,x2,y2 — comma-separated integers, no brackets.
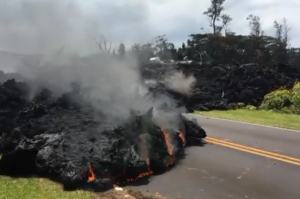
0,154,97,199
0,175,94,199
196,82,300,130
195,109,300,130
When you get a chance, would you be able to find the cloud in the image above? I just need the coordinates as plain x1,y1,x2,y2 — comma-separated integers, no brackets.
0,0,156,54
0,0,299,54
144,0,300,47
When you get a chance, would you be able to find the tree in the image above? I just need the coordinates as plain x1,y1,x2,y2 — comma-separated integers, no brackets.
203,0,231,34
140,43,155,61
273,18,291,63
118,43,126,59
152,35,176,60
281,18,290,48
182,42,186,53
152,35,168,54
247,14,263,37
221,14,232,34
274,20,283,43
94,34,112,54
129,43,155,62
187,39,192,47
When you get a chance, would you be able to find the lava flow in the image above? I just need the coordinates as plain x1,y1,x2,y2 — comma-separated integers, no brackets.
134,167,153,180
136,135,154,180
178,131,186,146
162,128,176,166
88,163,96,182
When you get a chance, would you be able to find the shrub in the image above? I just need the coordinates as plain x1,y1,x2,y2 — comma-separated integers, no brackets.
236,102,245,108
227,102,245,110
244,105,257,110
291,82,300,110
260,88,292,111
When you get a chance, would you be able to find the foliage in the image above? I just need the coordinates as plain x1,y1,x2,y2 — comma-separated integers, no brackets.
244,105,257,110
203,0,231,34
260,88,292,111
227,102,246,110
236,102,246,108
291,82,300,109
247,15,263,37
196,110,300,130
259,83,300,114
91,0,300,67
0,176,94,199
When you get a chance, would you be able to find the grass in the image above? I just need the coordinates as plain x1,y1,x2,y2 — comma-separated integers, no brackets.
0,175,94,199
195,109,300,130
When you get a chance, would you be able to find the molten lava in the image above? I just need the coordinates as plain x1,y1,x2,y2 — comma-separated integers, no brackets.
162,128,176,166
139,134,151,167
135,169,154,180
167,155,176,166
145,157,150,167
83,128,178,185
88,163,96,182
178,131,186,146
137,134,154,178
162,128,173,155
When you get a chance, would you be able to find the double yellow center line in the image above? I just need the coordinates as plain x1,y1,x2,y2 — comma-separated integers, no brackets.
206,137,300,166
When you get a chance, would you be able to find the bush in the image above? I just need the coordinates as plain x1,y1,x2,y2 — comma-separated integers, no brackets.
244,105,257,110
260,88,293,111
291,82,300,110
227,102,245,110
236,102,246,108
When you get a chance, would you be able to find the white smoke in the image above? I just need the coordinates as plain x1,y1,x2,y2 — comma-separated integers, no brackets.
0,0,196,126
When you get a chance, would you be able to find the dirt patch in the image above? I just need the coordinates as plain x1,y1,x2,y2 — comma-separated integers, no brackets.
96,188,169,199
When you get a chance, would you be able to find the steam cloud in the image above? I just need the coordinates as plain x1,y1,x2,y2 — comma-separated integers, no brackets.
0,0,195,127
165,71,196,96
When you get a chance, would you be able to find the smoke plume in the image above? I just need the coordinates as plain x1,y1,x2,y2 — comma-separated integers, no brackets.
165,71,196,96
0,0,195,126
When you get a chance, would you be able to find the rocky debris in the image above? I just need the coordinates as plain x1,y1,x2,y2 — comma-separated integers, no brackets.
96,188,169,199
0,78,206,191
140,62,300,111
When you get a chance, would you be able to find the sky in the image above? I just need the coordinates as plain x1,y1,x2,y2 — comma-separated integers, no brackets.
0,0,299,54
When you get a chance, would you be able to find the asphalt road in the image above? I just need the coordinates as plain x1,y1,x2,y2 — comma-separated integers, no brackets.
129,114,300,199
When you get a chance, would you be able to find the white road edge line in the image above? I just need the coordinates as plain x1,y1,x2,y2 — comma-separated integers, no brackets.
185,113,300,133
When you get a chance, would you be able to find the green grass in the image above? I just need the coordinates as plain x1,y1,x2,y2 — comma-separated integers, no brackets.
0,176,94,199
195,109,300,130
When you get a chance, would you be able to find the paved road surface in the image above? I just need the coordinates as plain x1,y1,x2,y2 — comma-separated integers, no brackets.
129,114,300,199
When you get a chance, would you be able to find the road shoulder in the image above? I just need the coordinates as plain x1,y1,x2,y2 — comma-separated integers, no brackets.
194,110,300,131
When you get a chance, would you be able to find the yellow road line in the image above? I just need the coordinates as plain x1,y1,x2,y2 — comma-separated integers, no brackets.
206,137,300,162
206,137,300,166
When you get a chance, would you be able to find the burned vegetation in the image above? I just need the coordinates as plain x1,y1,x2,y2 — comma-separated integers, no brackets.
0,74,206,191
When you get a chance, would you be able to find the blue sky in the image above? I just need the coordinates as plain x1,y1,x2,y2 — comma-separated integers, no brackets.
0,0,299,54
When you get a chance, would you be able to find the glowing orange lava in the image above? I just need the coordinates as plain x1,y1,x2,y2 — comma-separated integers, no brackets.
162,128,173,155
124,169,154,182
162,128,176,166
178,131,186,146
144,157,150,167
135,169,154,180
139,135,151,167
88,163,96,182
85,129,180,185
167,155,176,166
